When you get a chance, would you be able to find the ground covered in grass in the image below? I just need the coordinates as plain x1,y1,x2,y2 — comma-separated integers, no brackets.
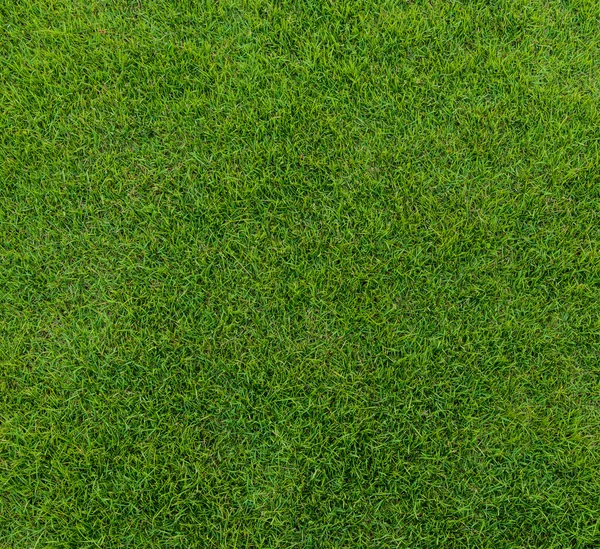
2,0,600,546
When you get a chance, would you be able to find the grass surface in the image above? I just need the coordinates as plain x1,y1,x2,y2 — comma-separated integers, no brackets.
2,0,600,547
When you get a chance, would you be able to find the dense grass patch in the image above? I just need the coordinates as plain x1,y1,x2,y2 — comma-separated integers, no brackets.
2,0,600,546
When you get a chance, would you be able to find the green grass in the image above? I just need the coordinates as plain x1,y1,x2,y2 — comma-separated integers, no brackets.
2,0,600,546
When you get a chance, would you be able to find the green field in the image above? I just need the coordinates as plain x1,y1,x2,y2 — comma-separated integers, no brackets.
2,0,600,547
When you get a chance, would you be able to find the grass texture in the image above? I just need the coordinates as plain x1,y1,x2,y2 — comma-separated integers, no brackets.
2,0,600,547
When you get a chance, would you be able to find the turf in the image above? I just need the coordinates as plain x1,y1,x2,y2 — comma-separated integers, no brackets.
2,0,600,547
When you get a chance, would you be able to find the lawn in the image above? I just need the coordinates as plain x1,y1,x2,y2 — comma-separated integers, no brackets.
2,0,600,547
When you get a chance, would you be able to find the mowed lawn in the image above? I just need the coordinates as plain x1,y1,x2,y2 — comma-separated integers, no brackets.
2,0,600,547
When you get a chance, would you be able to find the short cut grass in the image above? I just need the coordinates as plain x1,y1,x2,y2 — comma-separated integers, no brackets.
2,0,600,547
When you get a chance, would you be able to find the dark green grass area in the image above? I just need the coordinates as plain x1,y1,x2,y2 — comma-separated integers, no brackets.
2,0,600,546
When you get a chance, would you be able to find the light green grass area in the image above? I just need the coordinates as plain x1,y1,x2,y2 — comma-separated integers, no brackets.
2,0,600,546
